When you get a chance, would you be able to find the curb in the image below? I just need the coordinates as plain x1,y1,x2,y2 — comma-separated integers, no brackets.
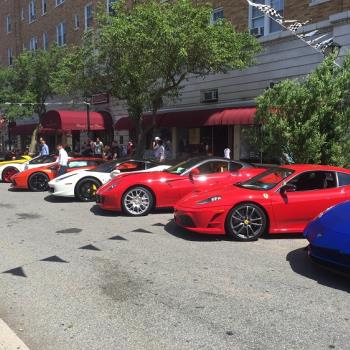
0,319,30,350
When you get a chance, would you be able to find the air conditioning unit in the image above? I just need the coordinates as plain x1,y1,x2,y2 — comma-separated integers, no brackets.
250,27,264,37
201,89,218,103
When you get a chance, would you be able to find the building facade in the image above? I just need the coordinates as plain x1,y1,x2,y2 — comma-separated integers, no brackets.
0,0,349,158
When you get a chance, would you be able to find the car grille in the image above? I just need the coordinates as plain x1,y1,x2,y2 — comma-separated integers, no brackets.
177,215,195,228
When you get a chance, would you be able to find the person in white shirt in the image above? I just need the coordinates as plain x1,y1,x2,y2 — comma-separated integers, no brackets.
56,144,69,177
224,147,231,159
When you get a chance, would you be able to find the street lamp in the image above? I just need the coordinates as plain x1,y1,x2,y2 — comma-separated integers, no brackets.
84,99,91,139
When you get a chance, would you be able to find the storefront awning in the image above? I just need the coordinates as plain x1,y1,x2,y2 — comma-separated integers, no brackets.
42,110,113,131
115,107,256,130
9,123,37,135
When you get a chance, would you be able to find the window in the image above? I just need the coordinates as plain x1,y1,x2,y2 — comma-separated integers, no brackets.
200,89,218,103
116,161,145,172
7,48,13,66
41,0,47,15
73,15,80,30
68,161,88,168
288,171,337,191
249,0,284,37
29,0,36,23
43,32,49,50
6,15,12,33
29,37,38,51
107,0,118,13
85,4,93,30
337,172,350,187
196,161,230,175
211,8,224,24
56,22,66,47
55,0,64,6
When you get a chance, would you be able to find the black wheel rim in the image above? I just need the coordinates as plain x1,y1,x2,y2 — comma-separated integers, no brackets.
30,174,48,191
230,205,263,240
79,182,98,201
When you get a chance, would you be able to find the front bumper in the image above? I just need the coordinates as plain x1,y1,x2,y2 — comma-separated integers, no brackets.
95,192,121,211
174,205,230,235
48,183,75,197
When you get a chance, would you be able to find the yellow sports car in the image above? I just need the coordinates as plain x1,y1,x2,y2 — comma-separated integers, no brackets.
0,155,32,182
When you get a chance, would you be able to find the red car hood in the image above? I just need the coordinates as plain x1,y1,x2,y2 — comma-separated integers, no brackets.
176,184,263,208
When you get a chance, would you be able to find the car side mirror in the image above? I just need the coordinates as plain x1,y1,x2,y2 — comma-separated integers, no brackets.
189,168,200,180
110,169,120,179
280,183,296,194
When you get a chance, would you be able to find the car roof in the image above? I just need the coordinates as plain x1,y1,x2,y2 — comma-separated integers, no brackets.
279,164,350,173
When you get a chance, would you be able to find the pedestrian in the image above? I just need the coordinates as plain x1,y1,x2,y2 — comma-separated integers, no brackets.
94,137,103,157
56,144,69,177
154,139,165,162
224,147,231,159
127,140,135,155
39,139,49,156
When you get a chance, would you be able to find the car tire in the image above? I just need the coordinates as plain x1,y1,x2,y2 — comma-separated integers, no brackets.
28,172,50,192
121,186,154,217
2,166,19,183
75,178,101,202
225,203,267,241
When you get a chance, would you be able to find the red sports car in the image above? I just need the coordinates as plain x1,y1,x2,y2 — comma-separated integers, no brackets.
95,157,266,216
174,165,350,241
11,157,104,191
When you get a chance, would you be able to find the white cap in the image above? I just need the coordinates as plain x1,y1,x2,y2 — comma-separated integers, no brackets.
154,136,161,141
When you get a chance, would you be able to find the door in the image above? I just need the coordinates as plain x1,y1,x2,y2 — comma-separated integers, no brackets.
270,171,345,233
165,160,232,204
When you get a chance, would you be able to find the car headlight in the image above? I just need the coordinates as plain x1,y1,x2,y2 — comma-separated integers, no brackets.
56,174,75,182
197,196,222,205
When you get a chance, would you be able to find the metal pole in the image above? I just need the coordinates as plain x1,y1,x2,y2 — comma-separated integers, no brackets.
86,102,91,139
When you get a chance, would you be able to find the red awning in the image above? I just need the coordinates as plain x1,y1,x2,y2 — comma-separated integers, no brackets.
115,115,163,131
9,123,37,135
115,107,256,130
42,110,113,131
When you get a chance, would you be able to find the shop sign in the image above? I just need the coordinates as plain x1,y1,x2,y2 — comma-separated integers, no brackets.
91,93,109,105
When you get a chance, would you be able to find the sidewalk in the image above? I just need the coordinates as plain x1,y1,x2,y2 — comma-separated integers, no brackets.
0,319,30,350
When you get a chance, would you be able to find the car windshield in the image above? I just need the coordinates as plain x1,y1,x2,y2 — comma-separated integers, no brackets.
164,158,205,175
29,155,56,164
90,160,119,173
237,167,294,190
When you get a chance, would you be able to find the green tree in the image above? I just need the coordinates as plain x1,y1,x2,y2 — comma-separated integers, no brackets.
56,0,260,155
0,46,68,153
255,54,350,166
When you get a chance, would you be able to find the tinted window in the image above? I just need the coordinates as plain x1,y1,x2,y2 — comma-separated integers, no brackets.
29,155,56,164
68,161,88,168
117,161,146,172
196,161,229,174
288,171,336,191
338,172,350,186
229,162,243,171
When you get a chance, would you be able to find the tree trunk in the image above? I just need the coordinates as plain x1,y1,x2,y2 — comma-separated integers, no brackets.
134,116,146,158
28,125,40,156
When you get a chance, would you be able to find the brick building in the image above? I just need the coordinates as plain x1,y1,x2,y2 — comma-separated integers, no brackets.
0,0,349,158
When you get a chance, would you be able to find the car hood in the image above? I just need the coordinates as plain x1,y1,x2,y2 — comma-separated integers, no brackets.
318,201,350,234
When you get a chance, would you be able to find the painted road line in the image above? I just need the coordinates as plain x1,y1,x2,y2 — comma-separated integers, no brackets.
0,319,30,350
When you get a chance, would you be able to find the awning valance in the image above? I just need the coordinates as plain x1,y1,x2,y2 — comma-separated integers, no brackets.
9,123,37,135
42,110,113,131
115,107,256,130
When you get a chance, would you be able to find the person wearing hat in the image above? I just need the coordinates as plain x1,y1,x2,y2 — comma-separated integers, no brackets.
153,137,161,159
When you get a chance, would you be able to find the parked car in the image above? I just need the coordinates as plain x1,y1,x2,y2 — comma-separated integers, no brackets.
48,158,170,201
10,157,104,191
95,157,266,216
304,200,350,272
174,165,350,241
0,155,32,182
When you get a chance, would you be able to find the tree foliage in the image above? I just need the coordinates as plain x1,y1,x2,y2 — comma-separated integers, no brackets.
56,0,260,154
255,54,350,166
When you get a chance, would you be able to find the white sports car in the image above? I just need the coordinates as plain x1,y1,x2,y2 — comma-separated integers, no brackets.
0,155,57,183
48,158,170,201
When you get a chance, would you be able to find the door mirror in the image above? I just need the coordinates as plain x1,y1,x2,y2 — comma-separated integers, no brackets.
280,183,296,194
189,168,200,180
110,169,121,179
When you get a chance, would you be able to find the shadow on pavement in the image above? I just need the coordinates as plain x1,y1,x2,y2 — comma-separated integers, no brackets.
164,220,228,242
44,194,77,203
263,232,304,240
7,187,30,192
90,205,120,217
286,247,350,292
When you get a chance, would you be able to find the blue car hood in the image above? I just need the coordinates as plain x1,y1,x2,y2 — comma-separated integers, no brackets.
318,201,350,234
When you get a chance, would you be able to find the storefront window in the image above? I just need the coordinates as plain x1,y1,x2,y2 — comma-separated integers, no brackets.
240,125,260,162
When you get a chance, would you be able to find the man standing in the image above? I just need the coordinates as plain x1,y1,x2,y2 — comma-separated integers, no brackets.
224,147,231,159
39,139,49,156
56,144,69,177
94,137,103,157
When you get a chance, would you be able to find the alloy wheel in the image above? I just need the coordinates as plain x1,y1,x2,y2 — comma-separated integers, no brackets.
29,173,49,191
123,187,153,216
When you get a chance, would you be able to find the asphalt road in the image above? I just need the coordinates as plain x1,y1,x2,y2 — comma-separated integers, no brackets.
0,183,349,350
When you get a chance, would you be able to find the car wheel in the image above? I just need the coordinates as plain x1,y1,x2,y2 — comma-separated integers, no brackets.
28,172,49,191
121,186,154,216
225,203,267,241
76,178,101,202
2,167,19,182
